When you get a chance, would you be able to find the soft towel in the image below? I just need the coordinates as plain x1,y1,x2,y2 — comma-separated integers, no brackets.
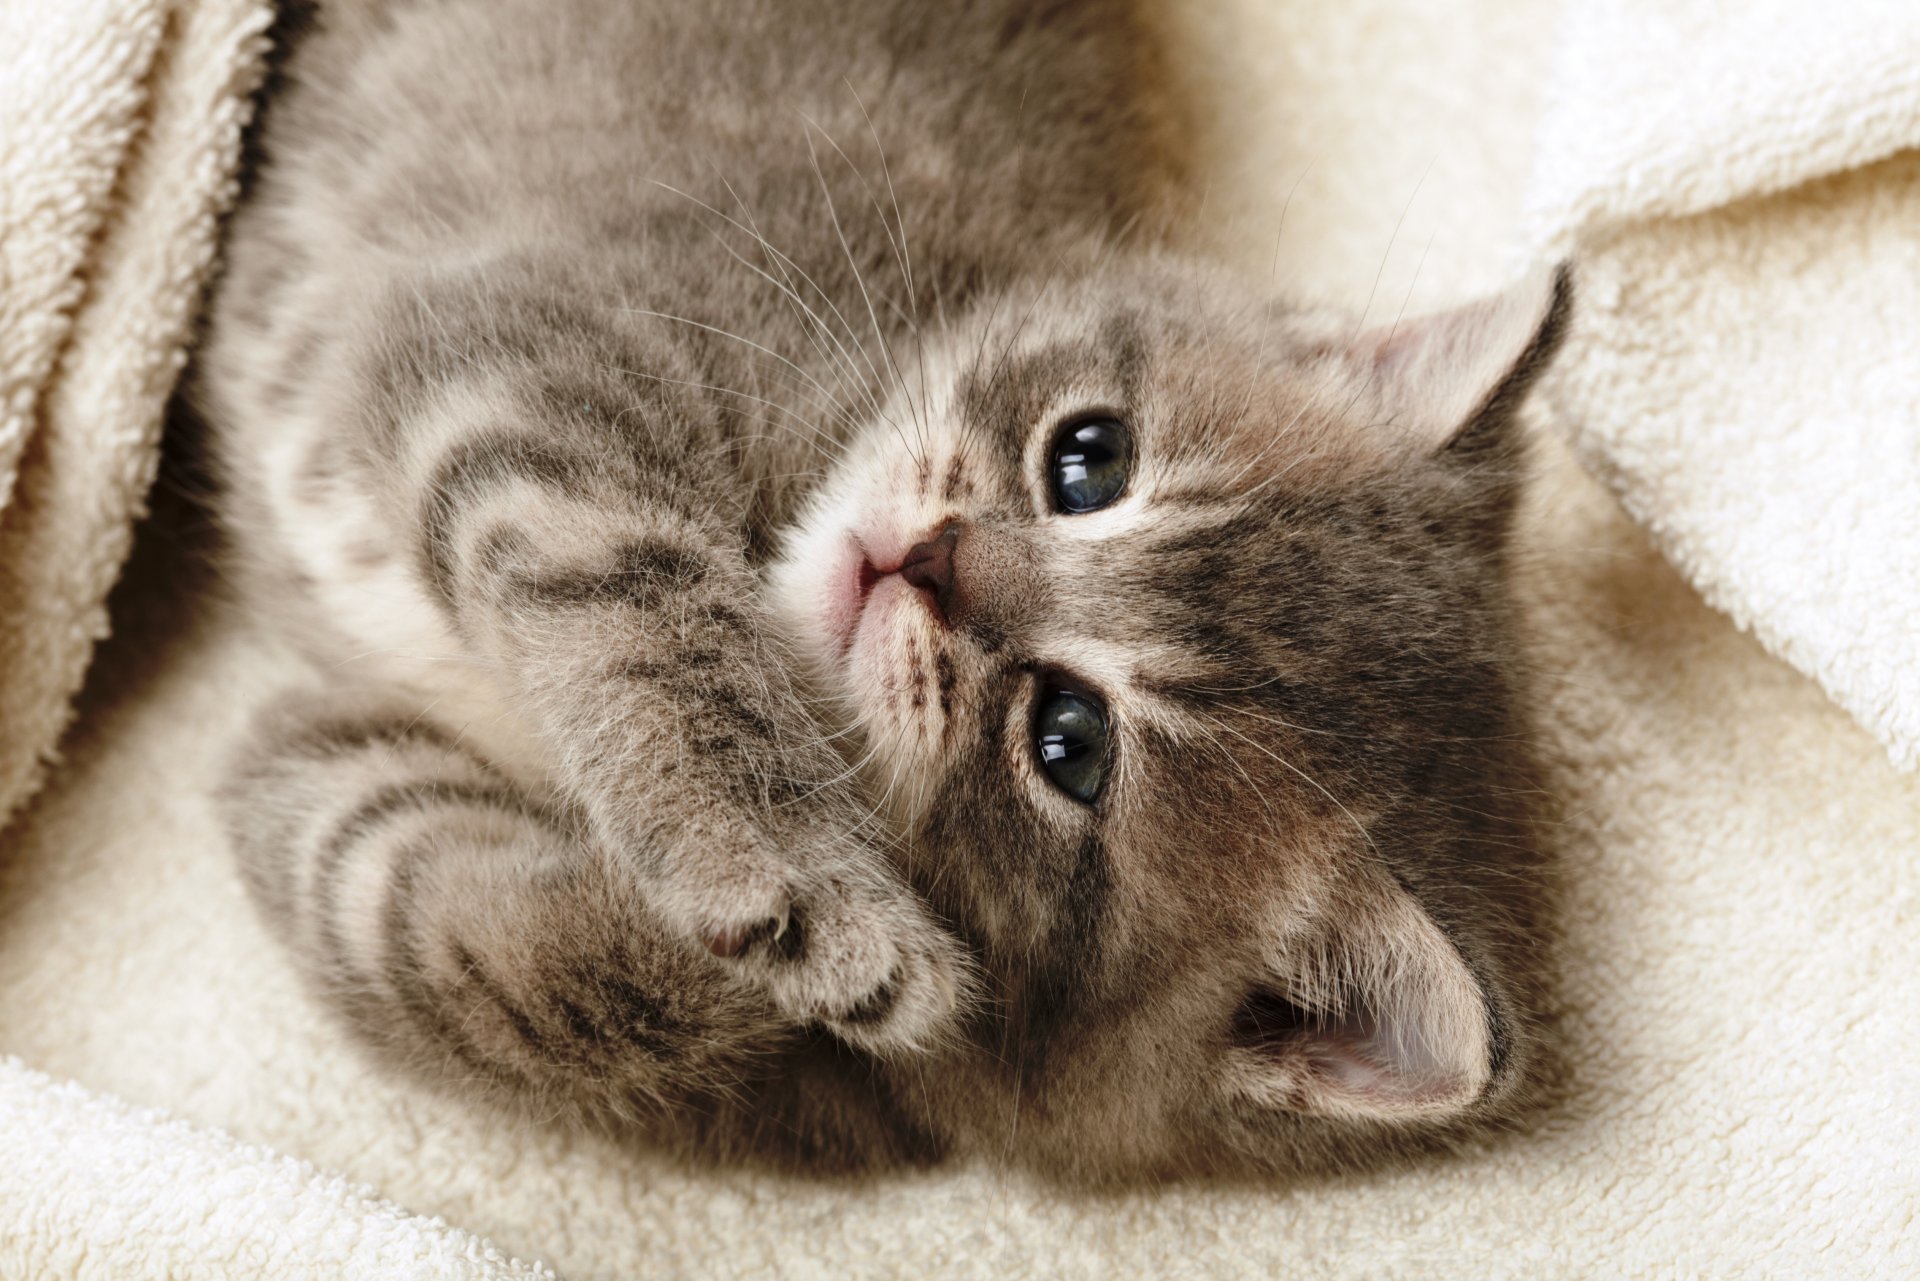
3,0,1918,1277
0,1057,554,1281
0,0,274,826
1521,0,1920,770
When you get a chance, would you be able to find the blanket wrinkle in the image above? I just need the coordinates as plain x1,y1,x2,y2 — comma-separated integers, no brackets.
1520,0,1920,770
1,1,565,1273
0,0,267,829
0,1057,558,1281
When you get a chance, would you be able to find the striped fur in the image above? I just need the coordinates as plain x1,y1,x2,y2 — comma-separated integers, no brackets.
198,0,1563,1178
223,686,780,1122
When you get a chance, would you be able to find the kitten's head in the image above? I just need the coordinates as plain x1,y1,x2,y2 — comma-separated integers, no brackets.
767,257,1567,1178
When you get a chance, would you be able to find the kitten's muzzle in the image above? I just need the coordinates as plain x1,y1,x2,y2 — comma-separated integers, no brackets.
899,521,961,627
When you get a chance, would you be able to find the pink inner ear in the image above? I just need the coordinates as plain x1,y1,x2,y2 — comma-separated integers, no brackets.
1232,982,1484,1115
1343,266,1562,449
1299,1010,1465,1106
1232,883,1497,1119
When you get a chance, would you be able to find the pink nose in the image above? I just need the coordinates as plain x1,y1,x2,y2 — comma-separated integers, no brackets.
899,522,960,623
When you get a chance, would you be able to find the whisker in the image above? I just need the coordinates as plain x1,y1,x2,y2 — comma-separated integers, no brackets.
648,175,886,432
702,170,897,426
838,82,937,456
799,115,928,470
1194,709,1384,863
599,360,855,459
614,307,851,415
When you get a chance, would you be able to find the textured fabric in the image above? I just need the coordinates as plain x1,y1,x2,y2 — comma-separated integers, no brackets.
0,1057,555,1281
2,0,1917,1278
1522,0,1920,770
0,0,273,825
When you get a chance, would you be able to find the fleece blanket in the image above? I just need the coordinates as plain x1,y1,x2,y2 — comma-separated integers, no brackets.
1521,0,1920,770
2,0,1918,1277
0,0,274,827
0,1058,552,1280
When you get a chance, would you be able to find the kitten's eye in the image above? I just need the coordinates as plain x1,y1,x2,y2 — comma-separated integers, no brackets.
1048,417,1132,513
1034,687,1111,803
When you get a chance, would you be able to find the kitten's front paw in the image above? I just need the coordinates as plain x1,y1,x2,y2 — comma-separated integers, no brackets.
646,825,973,1055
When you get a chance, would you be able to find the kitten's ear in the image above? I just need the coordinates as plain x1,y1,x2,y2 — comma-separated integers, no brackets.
1225,885,1494,1122
1349,264,1571,454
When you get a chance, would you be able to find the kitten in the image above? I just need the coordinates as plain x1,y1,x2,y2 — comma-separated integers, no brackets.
198,0,1565,1180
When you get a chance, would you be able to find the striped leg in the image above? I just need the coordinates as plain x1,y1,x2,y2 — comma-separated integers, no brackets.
348,271,971,1054
221,684,783,1123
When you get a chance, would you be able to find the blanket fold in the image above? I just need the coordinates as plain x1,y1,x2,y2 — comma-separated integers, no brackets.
0,0,275,827
0,1057,556,1281
1522,0,1920,769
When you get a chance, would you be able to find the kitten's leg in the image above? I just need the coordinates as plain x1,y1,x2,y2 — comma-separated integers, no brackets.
221,683,785,1124
347,280,969,1054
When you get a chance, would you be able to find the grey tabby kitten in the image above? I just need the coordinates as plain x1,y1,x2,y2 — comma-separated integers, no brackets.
199,0,1566,1180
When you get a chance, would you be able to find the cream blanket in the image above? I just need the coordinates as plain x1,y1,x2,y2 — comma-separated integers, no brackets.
0,0,272,826
0,1057,552,1279
1523,0,1920,771
2,1,1917,1278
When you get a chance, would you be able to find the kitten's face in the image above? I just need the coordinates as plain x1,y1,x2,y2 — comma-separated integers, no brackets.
768,258,1565,1176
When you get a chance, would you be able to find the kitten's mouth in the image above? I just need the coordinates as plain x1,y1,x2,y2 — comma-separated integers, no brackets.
845,557,881,652
827,542,886,658
831,541,942,659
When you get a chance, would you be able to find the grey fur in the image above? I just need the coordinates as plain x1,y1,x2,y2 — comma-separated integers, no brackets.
198,0,1563,1180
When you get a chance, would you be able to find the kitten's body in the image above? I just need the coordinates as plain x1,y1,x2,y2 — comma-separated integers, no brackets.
201,0,1561,1179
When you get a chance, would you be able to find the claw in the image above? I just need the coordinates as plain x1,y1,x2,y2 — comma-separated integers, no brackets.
702,905,795,960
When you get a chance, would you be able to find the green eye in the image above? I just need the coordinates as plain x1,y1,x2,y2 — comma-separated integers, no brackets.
1034,687,1111,803
1049,417,1132,513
